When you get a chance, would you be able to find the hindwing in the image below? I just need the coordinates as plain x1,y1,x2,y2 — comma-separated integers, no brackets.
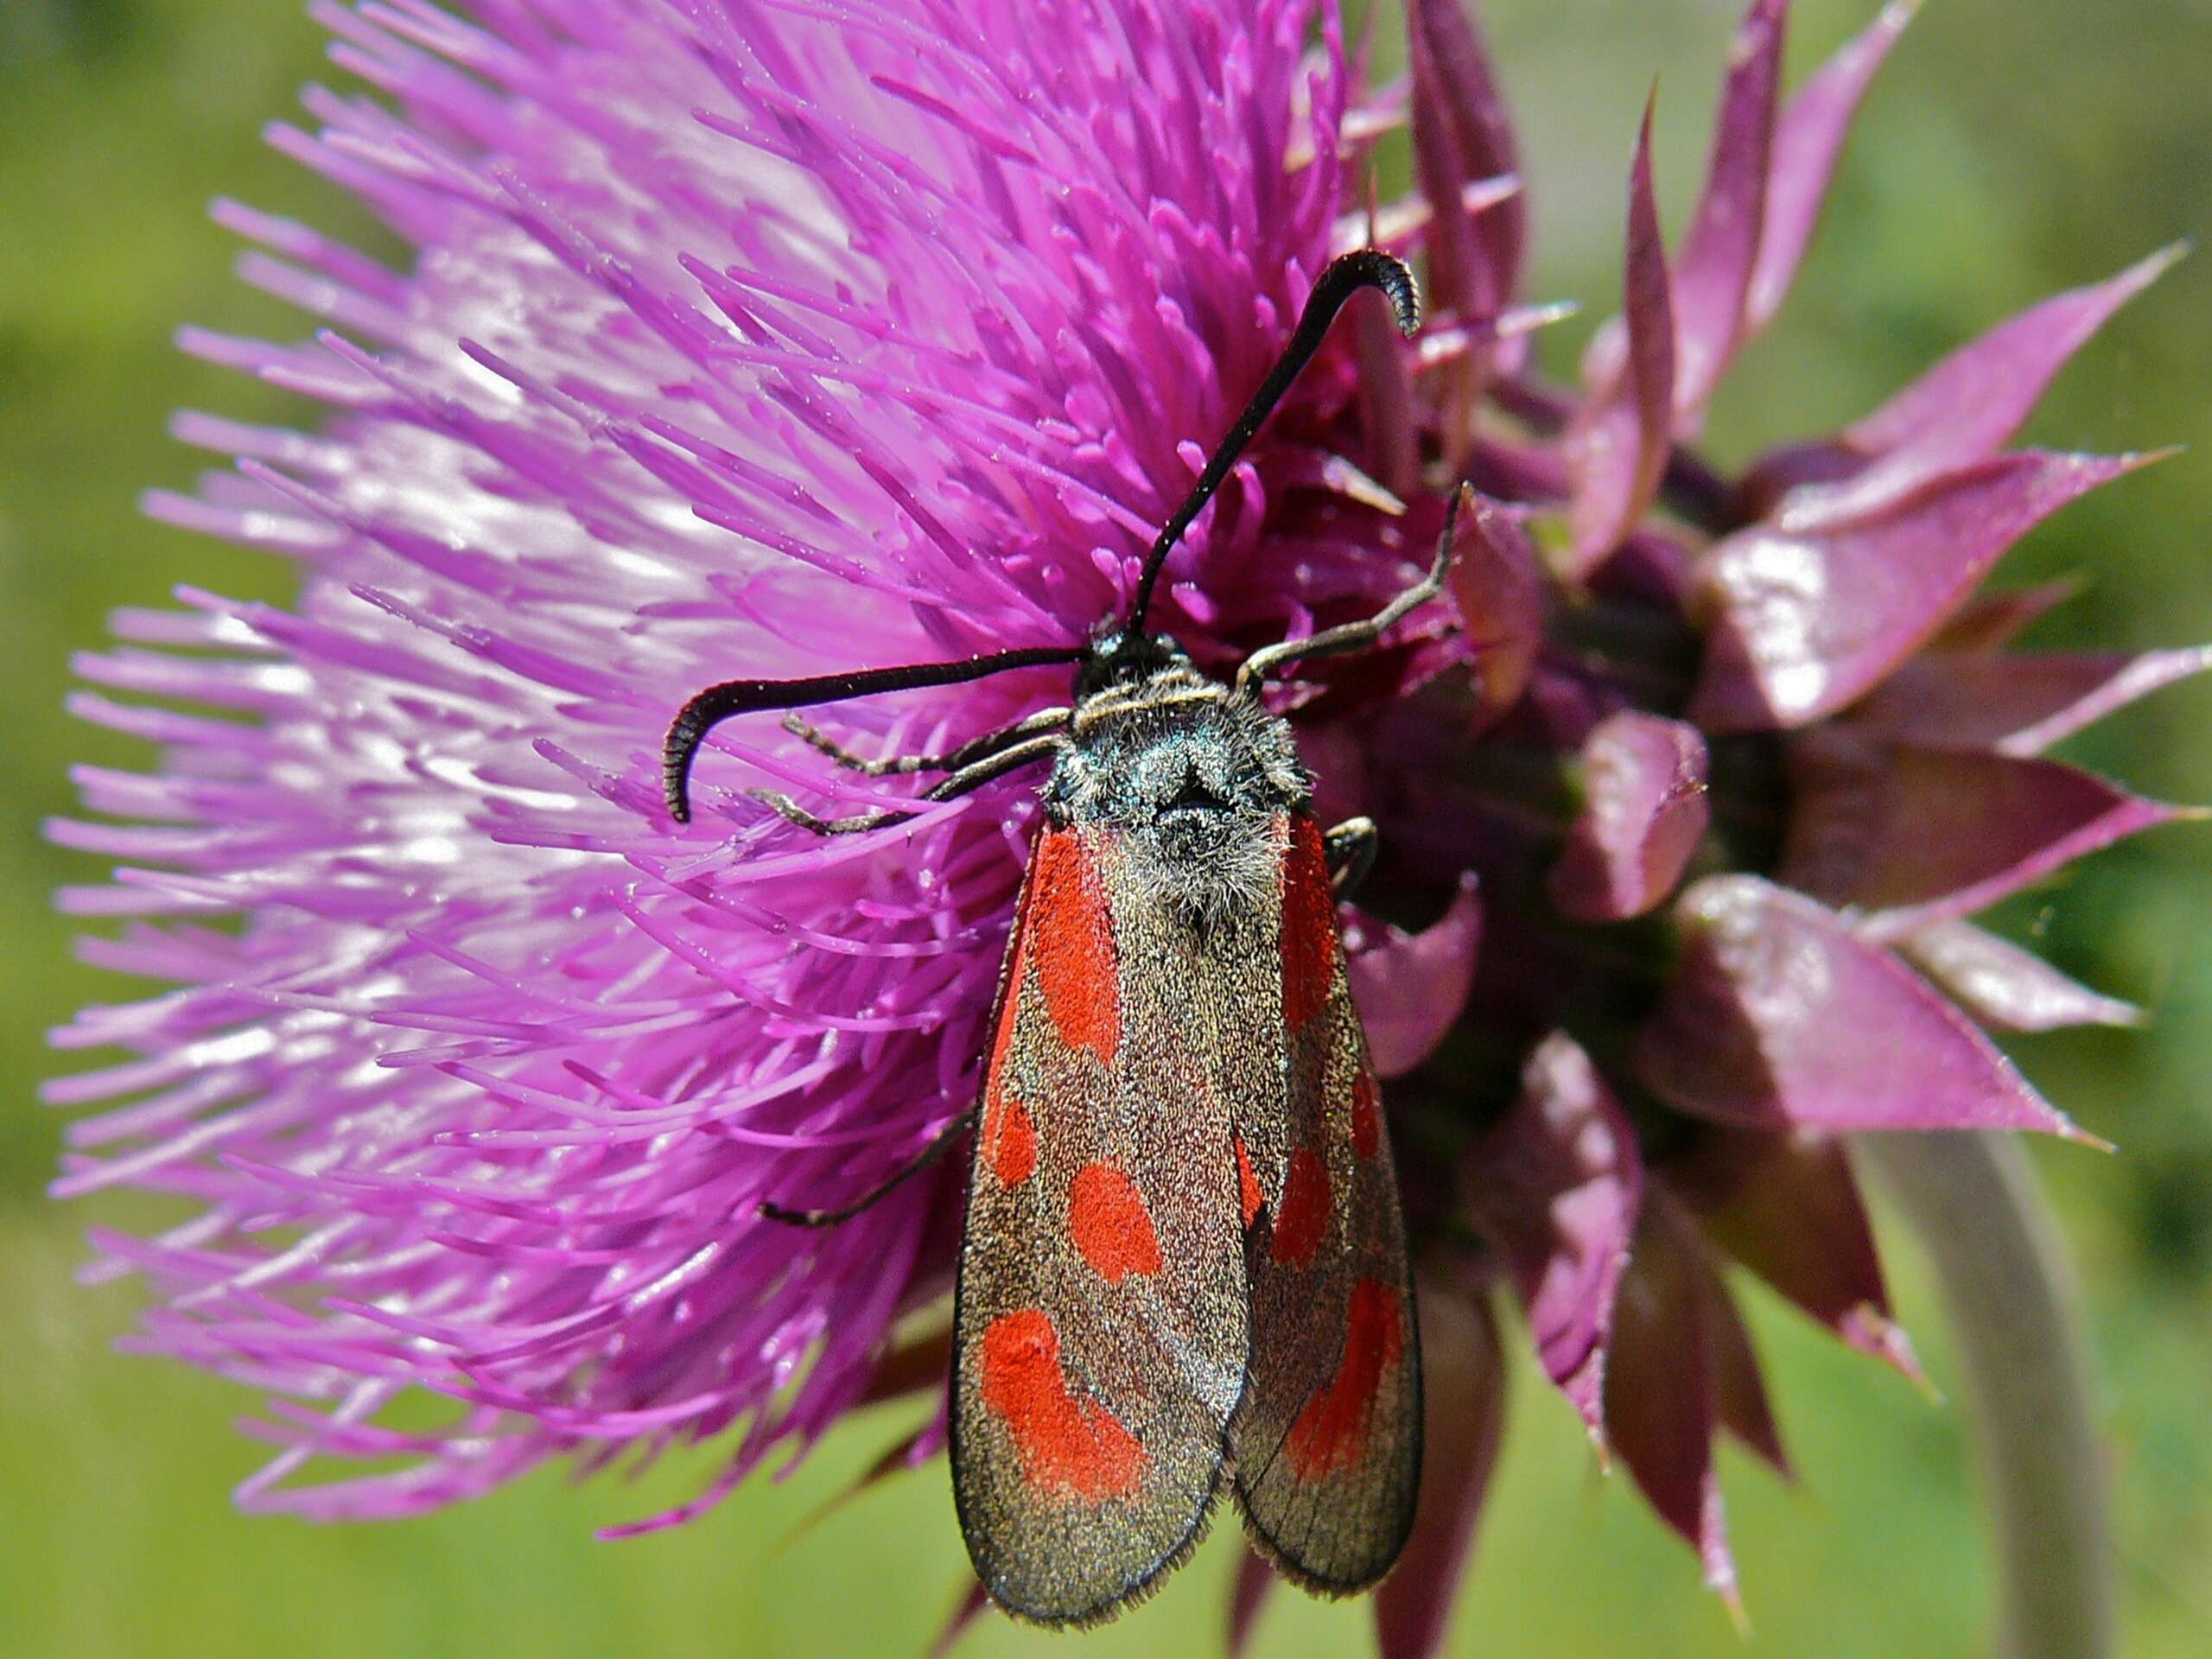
1228,811,1421,1592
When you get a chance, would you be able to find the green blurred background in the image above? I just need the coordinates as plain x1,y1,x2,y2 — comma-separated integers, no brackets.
3,1,2209,1654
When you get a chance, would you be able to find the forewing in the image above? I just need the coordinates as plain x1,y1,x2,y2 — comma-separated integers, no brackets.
951,825,1248,1625
1230,812,1422,1592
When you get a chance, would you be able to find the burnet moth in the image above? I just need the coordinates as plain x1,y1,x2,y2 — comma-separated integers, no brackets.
664,250,1461,1627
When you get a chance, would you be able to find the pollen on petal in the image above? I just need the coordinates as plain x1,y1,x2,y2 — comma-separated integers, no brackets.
1069,1161,1162,1283
979,1309,1147,1502
1270,1146,1332,1266
1285,1278,1407,1480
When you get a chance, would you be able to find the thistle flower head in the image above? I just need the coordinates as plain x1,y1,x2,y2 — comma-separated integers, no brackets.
51,0,2197,1650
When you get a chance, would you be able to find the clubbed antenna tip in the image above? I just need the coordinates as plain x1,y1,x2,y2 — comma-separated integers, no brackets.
1123,249,1423,635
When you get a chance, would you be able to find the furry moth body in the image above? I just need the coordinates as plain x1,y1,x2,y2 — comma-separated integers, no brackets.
950,646,1423,1623
664,251,1457,1626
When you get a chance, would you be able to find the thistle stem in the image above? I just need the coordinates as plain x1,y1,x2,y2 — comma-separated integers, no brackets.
1858,1133,2115,1659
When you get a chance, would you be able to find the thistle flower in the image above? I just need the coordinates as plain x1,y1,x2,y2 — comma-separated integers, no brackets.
48,0,2196,1653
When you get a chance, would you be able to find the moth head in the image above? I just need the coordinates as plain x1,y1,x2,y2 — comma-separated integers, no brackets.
1046,686,1308,922
1075,628,1189,700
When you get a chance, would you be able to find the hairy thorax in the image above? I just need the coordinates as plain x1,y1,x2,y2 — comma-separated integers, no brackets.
1042,662,1311,926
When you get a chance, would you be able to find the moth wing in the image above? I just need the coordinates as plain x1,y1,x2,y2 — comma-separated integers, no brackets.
950,826,1247,1626
1229,812,1421,1592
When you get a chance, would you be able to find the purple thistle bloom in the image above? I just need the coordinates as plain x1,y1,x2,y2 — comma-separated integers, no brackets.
49,0,2198,1649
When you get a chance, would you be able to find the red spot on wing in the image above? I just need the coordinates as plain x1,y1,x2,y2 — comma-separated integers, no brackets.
978,861,1037,1187
981,1084,1036,1186
1351,1072,1381,1160
1281,815,1339,1032
1284,1277,1407,1480
1031,830,1121,1063
979,1309,1147,1502
1234,1135,1262,1230
1270,1146,1332,1266
1068,1162,1162,1283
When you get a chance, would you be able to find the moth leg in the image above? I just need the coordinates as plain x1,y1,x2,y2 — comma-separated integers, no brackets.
784,705,1072,777
1233,482,1471,696
759,1106,980,1227
780,715,913,774
750,730,1066,836
1324,816,1378,899
747,791,901,836
664,643,1084,823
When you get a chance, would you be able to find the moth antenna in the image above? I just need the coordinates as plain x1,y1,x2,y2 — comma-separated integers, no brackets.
1122,249,1421,638
664,645,1084,823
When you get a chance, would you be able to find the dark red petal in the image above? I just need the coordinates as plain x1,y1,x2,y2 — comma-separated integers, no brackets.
1298,718,1371,832
1707,1271,1790,1477
1599,527,1696,611
1671,0,1787,423
1446,494,1545,732
927,1580,990,1658
855,1325,954,1405
1606,1192,1738,1605
779,1415,946,1548
1228,1549,1275,1657
1356,262,1421,499
1465,1032,1643,1442
1669,1126,1922,1382
1745,0,1917,330
1781,734,2186,940
1901,920,2143,1033
1373,1294,1507,1659
1865,244,2177,441
1548,711,1711,921
1776,245,2184,518
1847,645,2212,755
1730,434,1863,522
1691,451,2147,731
1636,875,2093,1138
1926,579,2079,655
1344,876,1483,1077
1405,0,1524,324
1567,100,1675,568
